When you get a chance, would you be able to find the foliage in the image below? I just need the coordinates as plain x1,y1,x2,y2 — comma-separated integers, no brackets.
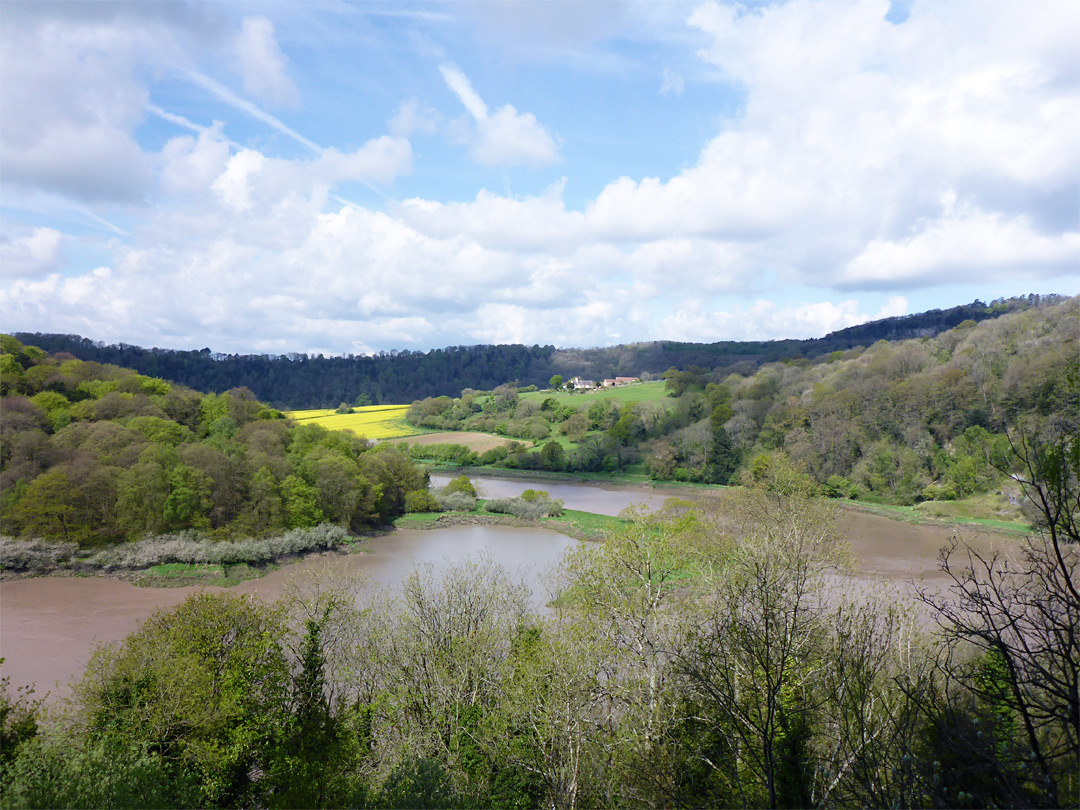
484,492,565,519
4,437,1079,810
0,345,430,546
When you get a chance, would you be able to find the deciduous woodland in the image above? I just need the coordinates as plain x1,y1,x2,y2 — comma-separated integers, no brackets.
0,294,1077,809
402,296,1077,508
12,295,1058,409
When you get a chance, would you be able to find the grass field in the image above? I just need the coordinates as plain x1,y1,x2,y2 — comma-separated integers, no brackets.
519,380,670,407
285,405,422,440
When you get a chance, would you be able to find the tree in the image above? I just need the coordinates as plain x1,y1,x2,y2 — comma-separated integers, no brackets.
675,471,845,809
74,593,292,807
549,375,564,391
443,475,477,498
706,407,739,484
539,440,566,471
282,474,325,528
920,429,1079,808
11,468,78,542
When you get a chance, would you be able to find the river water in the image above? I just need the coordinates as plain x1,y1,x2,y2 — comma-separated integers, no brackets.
1,476,1012,700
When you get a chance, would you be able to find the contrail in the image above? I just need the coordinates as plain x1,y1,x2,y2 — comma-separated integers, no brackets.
183,70,322,154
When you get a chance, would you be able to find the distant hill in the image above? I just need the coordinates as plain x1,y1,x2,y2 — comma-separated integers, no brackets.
12,294,1065,409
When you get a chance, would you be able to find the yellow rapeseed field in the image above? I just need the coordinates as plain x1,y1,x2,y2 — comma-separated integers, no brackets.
285,405,421,440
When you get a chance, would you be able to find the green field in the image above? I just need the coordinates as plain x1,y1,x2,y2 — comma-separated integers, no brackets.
285,405,423,439
519,380,670,407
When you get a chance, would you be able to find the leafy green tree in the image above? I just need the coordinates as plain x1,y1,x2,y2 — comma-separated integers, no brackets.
116,460,170,536
74,593,292,808
162,464,213,530
282,474,325,528
549,374,563,390
1,660,39,774
706,407,739,484
267,615,349,809
245,465,284,532
10,469,77,541
539,440,566,471
443,475,477,498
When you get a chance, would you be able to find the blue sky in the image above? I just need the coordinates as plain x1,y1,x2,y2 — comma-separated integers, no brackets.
2,0,1077,356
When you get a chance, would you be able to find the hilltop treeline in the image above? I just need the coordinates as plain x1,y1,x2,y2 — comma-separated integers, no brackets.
12,295,1053,409
404,297,1078,506
3,460,1076,809
0,336,428,546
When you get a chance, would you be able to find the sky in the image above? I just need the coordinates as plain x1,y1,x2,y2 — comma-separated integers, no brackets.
1,0,1078,356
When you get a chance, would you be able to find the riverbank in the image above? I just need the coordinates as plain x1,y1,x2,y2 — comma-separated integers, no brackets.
394,507,625,542
430,466,1032,535
1,476,1029,588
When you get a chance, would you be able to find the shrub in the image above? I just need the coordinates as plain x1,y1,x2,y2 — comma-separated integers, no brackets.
823,475,858,499
478,446,508,465
435,491,477,512
443,476,477,497
921,482,958,501
405,490,441,513
0,537,78,572
484,494,564,520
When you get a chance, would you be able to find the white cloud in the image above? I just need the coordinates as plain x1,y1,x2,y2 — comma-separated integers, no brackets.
389,99,440,138
843,208,1080,287
579,0,1080,279
1,0,1077,355
474,105,562,168
160,123,232,195
660,296,911,343
439,63,561,167
234,16,299,107
213,150,267,212
397,183,584,251
0,228,63,279
0,12,161,203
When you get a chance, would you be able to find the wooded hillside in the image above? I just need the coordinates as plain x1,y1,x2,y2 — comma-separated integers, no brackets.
0,337,428,546
13,295,1057,409
402,296,1078,507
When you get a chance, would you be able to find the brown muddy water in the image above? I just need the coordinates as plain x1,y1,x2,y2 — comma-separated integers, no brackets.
1,477,1012,701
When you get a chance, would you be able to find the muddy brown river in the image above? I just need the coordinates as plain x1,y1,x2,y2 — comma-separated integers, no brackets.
1,476,1013,701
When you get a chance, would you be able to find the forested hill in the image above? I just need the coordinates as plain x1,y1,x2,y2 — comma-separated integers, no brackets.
13,295,1060,409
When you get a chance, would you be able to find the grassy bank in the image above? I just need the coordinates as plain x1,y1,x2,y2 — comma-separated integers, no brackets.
393,504,627,542
838,497,1030,536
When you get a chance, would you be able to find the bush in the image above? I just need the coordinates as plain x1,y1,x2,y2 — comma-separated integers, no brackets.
478,446,508,465
484,494,564,520
0,537,78,572
823,475,858,499
435,491,477,512
404,490,441,513
921,482,958,501
443,475,477,498
406,443,479,466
